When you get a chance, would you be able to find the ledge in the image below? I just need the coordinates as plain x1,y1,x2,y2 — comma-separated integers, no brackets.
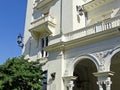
44,26,120,52
29,15,56,40
93,71,115,77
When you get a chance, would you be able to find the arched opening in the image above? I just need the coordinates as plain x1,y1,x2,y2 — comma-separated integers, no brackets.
110,51,120,90
73,59,98,90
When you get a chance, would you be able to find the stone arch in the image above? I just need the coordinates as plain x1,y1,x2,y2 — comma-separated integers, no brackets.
109,45,120,59
73,54,99,90
105,46,120,71
110,46,120,90
66,54,100,76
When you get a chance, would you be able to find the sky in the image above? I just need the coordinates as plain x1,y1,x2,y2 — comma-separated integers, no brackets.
0,0,27,64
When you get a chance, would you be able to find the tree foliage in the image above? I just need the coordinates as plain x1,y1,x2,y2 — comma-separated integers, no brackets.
0,56,44,90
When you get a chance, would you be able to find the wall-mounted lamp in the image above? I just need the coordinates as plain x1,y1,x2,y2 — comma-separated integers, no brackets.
17,34,24,48
76,5,84,16
51,72,56,80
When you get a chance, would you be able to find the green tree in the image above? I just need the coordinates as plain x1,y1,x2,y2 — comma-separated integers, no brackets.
0,56,44,90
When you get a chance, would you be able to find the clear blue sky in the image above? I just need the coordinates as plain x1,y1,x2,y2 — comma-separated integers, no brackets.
0,0,27,64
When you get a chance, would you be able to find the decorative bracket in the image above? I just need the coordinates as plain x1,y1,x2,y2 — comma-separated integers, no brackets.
76,5,84,16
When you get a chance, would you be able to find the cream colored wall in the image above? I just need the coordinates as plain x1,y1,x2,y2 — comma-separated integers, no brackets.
49,0,61,35
46,60,62,90
73,0,86,31
46,51,64,90
22,0,34,58
23,0,61,58
62,0,73,34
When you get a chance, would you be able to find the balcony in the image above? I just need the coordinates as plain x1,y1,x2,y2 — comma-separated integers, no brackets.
34,0,53,9
64,15,120,42
83,0,114,12
29,15,56,40
46,15,120,51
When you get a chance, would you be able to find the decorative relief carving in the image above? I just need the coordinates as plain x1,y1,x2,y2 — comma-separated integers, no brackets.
97,81,104,85
105,80,112,86
97,80,112,89
94,52,106,69
67,81,74,88
98,65,105,72
94,50,112,63
93,50,113,71
95,50,109,59
94,46,120,61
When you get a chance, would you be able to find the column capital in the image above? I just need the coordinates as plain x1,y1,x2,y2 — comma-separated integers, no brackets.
93,71,114,78
97,81,104,85
97,80,112,86
104,77,112,87
63,76,77,90
95,74,113,90
63,76,77,82
67,81,74,87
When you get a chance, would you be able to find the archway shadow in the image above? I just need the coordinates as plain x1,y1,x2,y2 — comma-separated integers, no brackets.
111,51,120,90
73,59,98,90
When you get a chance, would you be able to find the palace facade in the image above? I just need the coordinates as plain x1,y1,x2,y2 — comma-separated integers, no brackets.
23,0,120,90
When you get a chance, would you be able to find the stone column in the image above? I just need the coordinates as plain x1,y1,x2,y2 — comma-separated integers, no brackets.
67,81,74,90
105,77,112,90
93,71,114,90
97,81,104,90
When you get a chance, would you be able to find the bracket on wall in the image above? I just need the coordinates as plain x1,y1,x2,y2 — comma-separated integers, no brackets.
76,5,84,16
51,72,56,80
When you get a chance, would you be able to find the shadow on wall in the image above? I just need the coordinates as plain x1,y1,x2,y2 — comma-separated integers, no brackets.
22,37,38,58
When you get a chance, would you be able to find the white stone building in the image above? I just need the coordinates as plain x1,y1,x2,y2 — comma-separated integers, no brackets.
23,0,120,90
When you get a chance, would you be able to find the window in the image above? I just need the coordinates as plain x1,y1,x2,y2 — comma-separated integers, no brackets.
43,70,48,90
41,36,49,57
41,38,44,57
45,36,48,56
